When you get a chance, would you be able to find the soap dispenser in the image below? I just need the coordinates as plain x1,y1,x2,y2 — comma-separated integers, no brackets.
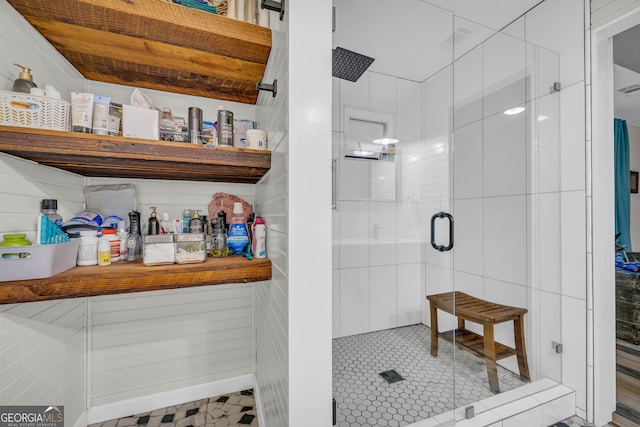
12,64,37,93
148,206,160,235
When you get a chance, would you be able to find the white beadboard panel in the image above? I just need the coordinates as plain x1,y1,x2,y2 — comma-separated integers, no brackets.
89,285,253,406
340,267,370,336
370,72,397,115
85,81,255,127
254,13,289,426
0,1,83,98
86,177,254,231
370,265,398,331
397,78,421,142
397,263,422,326
0,154,85,237
0,300,85,424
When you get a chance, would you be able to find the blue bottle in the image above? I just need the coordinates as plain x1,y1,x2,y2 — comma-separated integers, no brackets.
227,202,249,253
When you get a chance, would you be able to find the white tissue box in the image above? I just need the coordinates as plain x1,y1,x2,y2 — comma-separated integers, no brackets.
122,104,160,140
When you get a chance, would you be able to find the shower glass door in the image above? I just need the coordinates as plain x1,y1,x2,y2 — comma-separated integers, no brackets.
423,14,564,422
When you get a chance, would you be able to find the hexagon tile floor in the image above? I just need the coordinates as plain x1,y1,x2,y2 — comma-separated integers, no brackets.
87,389,257,427
332,324,527,427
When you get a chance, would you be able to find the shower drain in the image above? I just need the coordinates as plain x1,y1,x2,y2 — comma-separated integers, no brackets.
379,369,405,384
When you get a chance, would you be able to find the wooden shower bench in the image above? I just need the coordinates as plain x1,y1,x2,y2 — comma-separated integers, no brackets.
427,291,530,393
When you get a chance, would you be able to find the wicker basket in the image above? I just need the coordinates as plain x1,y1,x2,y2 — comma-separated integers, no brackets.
0,91,71,131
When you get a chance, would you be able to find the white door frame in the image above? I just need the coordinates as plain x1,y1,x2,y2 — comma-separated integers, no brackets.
591,7,640,426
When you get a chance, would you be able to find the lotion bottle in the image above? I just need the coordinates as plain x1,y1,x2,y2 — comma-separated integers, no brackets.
12,64,37,93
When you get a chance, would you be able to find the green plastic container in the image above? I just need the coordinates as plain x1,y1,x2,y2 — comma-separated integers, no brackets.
0,233,32,246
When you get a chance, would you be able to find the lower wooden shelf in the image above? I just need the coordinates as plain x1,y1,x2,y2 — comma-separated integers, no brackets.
438,328,518,360
0,256,271,304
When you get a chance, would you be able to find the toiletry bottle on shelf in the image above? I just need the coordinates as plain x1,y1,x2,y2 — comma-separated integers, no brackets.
41,199,63,228
148,206,160,235
247,212,255,245
182,209,192,233
189,209,204,233
98,233,112,266
117,220,128,261
12,64,37,93
227,202,249,254
210,216,228,258
126,210,142,261
217,209,227,232
216,105,234,146
252,217,266,258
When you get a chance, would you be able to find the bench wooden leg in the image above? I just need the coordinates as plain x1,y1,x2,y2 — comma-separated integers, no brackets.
514,316,530,381
483,323,500,393
430,302,438,357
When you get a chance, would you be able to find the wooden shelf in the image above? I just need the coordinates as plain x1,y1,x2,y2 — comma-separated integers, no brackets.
7,0,272,104
0,126,271,183
0,256,272,304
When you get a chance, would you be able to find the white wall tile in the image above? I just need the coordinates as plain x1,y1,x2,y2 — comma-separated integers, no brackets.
561,191,586,300
454,121,483,200
453,270,484,297
339,156,371,201
501,403,542,427
453,198,484,276
398,78,421,142
560,83,586,192
370,72,396,115
541,392,576,426
340,72,370,132
483,112,526,198
561,295,587,412
333,269,341,338
397,263,423,326
502,16,525,40
340,267,371,336
483,33,526,118
370,201,397,266
424,66,453,140
537,290,562,382
525,0,584,87
528,46,560,102
397,198,422,265
370,265,398,331
484,196,527,286
454,45,483,129
533,93,561,194
339,201,370,268
371,160,396,201
536,193,561,294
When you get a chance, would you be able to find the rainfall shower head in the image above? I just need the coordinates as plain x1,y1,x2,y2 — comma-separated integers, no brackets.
332,47,375,82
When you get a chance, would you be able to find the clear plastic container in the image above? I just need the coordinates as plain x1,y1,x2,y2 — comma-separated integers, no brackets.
175,233,206,264
143,234,175,266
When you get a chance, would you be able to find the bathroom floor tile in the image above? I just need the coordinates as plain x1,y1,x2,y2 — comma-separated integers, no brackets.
333,324,527,426
88,390,257,427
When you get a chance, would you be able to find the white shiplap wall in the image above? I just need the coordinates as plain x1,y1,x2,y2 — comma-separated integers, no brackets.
1,1,259,421
89,284,254,407
0,3,86,424
254,12,290,427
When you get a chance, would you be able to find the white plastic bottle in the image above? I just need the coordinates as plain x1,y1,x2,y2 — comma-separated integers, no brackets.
252,217,266,258
98,234,112,266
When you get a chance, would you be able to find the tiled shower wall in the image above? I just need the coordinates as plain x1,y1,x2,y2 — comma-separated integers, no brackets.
331,69,423,338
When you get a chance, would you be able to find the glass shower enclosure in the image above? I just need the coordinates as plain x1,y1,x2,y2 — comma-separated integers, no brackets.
332,0,565,424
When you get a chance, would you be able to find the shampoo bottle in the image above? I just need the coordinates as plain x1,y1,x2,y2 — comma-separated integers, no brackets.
227,202,249,254
12,64,37,93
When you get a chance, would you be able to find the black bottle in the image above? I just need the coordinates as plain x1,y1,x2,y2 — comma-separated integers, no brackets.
126,210,142,261
148,206,160,235
217,209,227,232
